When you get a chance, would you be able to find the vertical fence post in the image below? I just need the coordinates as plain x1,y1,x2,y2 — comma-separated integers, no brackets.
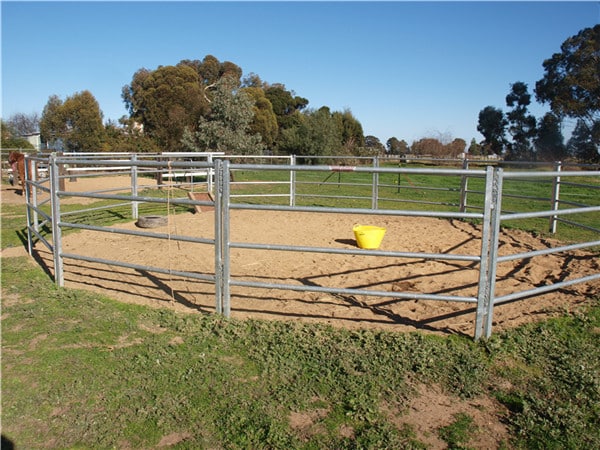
207,153,214,193
28,156,40,233
290,155,296,207
213,158,232,317
372,156,379,209
475,166,497,340
49,154,65,287
131,153,138,220
221,160,232,317
214,159,224,315
459,158,469,212
24,155,34,255
549,161,561,234
156,154,164,188
57,152,67,192
483,168,503,338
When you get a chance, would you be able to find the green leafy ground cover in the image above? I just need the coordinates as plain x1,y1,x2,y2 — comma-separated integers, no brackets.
2,253,599,448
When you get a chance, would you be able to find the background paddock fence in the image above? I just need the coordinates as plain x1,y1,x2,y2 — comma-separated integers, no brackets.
20,152,600,340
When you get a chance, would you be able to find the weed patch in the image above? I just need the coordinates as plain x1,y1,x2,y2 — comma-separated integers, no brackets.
489,302,600,448
438,412,476,449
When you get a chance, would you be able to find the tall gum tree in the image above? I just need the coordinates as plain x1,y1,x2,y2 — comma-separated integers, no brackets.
505,82,537,161
477,106,507,156
122,64,206,151
181,77,265,155
535,113,566,162
122,56,242,151
243,87,278,149
40,91,105,151
535,25,600,152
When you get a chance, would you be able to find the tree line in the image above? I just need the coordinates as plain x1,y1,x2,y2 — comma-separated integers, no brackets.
2,26,598,163
476,25,599,163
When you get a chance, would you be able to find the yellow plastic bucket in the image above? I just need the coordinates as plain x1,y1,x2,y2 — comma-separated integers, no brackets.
353,225,386,249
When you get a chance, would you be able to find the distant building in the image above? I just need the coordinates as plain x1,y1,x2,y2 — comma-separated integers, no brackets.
22,133,42,151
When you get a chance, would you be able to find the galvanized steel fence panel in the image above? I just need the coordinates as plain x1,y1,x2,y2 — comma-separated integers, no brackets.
22,153,600,340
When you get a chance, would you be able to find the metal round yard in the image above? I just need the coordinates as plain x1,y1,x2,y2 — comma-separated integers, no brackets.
18,152,600,340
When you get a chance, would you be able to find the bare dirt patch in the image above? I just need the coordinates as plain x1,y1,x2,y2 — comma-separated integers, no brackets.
391,383,510,449
157,432,192,448
290,405,330,441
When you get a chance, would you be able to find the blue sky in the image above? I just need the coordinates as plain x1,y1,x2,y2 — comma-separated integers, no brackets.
2,1,599,145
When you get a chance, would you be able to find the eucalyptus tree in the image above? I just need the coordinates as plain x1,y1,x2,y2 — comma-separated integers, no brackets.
477,106,507,156
181,77,265,155
505,82,537,161
386,137,409,155
243,86,278,149
40,91,105,151
332,109,365,154
364,135,385,155
534,113,566,162
122,64,207,151
122,55,243,151
264,84,309,133
241,72,264,89
278,107,343,160
568,119,600,163
536,24,600,150
181,55,242,86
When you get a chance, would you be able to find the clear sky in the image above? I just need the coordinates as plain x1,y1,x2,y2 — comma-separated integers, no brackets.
2,1,599,145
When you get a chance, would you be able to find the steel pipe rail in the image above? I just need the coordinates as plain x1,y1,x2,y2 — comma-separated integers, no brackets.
494,273,600,305
231,241,481,262
500,205,600,221
60,252,216,283
497,240,600,263
230,279,478,304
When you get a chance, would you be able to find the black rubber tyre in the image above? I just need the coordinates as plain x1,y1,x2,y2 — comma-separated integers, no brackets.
135,215,168,228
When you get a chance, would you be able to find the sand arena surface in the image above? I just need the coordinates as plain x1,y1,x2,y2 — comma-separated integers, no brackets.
4,175,599,336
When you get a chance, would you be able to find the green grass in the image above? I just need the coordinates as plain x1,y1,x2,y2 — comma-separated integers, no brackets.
2,254,599,448
438,412,476,449
59,187,194,236
1,203,30,248
489,309,600,449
